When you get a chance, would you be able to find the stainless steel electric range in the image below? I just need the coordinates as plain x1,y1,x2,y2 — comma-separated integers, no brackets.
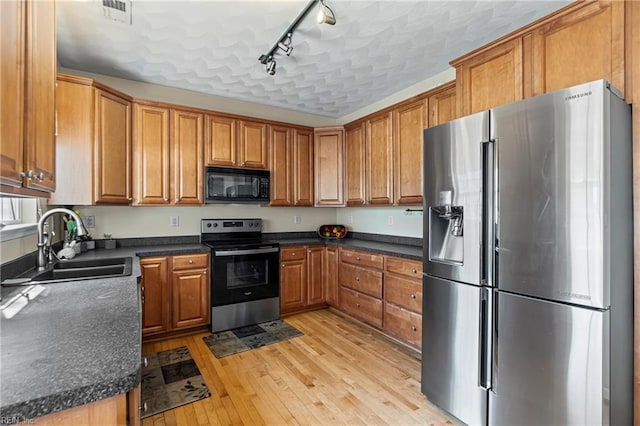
201,219,280,332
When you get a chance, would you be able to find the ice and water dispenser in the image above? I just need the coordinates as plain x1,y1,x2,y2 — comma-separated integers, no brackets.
429,190,464,264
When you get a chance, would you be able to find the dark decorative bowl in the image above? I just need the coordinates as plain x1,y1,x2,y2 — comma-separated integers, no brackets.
317,224,347,239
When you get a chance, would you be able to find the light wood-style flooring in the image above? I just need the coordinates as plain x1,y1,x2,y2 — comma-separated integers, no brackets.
141,309,455,425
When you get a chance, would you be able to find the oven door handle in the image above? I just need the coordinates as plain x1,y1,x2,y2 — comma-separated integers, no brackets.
214,247,279,256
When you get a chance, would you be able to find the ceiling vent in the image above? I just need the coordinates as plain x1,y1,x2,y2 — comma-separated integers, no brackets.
101,0,132,24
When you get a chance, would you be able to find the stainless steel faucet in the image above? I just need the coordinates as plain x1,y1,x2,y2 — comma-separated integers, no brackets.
37,208,87,270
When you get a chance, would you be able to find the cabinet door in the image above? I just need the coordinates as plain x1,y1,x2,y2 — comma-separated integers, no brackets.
324,247,338,307
133,104,170,205
393,100,426,205
292,128,314,206
455,38,523,116
140,256,170,336
280,259,307,314
528,1,625,97
171,109,203,205
427,81,457,127
50,78,93,205
269,125,292,206
204,114,236,167
238,120,268,169
345,123,366,206
171,268,210,329
314,128,345,206
306,246,324,306
95,89,131,204
366,112,393,205
0,0,24,188
23,0,56,192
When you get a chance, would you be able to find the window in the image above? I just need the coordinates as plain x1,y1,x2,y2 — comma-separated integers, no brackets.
0,197,39,241
0,198,22,225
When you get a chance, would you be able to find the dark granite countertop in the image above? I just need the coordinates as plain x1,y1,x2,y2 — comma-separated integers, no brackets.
268,235,423,261
0,243,209,420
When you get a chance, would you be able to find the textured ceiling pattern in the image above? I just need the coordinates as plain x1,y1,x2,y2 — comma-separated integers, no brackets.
57,0,571,118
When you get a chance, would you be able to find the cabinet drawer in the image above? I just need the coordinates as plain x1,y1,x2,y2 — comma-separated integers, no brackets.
281,247,306,261
384,302,422,349
385,257,422,278
339,263,383,298
340,249,384,269
339,286,383,328
384,274,422,313
172,253,209,270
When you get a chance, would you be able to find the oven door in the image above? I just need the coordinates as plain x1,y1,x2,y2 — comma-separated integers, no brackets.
211,246,279,306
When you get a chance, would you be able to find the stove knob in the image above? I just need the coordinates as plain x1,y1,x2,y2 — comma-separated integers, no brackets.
254,221,260,227
206,223,212,228
213,223,218,228
248,223,253,227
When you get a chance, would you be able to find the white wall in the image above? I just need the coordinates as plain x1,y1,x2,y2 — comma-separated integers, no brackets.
336,207,423,239
74,205,336,238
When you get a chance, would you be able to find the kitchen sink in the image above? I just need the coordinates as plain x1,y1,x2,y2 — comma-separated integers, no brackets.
1,257,133,286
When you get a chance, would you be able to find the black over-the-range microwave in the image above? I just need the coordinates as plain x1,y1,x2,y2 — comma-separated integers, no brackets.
205,166,270,204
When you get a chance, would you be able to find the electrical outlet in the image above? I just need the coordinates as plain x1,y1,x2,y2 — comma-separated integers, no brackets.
84,215,95,228
347,215,354,224
170,216,180,227
387,215,394,226
293,215,301,225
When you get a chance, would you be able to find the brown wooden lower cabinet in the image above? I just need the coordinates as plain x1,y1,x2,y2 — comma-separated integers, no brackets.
280,245,327,315
141,253,210,338
34,392,131,425
323,246,339,306
338,286,383,328
383,302,422,350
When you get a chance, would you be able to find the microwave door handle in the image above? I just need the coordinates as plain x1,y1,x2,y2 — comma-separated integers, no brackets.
253,178,259,197
214,247,280,256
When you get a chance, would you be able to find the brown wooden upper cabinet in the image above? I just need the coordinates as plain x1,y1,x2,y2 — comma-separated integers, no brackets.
133,102,203,205
393,99,426,205
452,1,626,116
427,81,457,127
205,116,268,169
0,0,56,195
270,125,314,207
51,75,132,205
343,113,394,206
314,127,345,206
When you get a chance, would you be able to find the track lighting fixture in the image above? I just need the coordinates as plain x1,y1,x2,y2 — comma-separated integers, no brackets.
277,33,293,56
258,0,336,76
266,57,276,75
317,0,336,25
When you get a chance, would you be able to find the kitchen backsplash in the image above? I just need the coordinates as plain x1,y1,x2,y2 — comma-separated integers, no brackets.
0,205,423,264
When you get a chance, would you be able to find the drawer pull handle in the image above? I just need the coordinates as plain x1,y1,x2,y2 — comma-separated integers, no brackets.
292,252,296,256
188,259,194,264
411,325,417,332
410,293,416,299
355,277,360,282
141,401,148,412
356,303,361,308
143,357,148,367
411,269,417,273
282,263,285,268
356,256,361,261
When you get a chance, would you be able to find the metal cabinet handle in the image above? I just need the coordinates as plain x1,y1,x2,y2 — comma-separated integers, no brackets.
241,161,246,166
20,170,34,180
188,259,194,264
356,256,361,261
356,303,361,308
141,296,145,304
355,277,360,282
140,401,148,412
411,268,417,274
141,286,145,292
164,198,169,203
203,271,207,275
411,325,417,332
282,263,285,268
143,357,148,367
410,293,416,299
128,197,133,201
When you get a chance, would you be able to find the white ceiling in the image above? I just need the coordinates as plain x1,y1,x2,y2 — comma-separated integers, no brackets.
56,0,572,119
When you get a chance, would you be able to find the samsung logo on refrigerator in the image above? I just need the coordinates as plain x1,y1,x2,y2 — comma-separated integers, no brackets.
564,91,592,101
558,291,591,301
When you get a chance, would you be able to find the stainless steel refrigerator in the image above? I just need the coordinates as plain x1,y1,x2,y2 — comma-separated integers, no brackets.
421,80,633,426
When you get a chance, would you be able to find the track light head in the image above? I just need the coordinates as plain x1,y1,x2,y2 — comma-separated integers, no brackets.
278,33,293,56
266,57,276,75
317,0,336,25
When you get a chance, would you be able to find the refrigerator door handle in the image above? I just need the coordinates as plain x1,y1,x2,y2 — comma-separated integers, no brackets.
491,290,498,395
479,287,493,390
481,140,495,287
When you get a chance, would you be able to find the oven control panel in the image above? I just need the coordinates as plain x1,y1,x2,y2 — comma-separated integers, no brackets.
201,218,262,233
